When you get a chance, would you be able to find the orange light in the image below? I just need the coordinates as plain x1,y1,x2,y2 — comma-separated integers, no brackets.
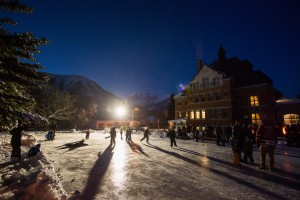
282,127,286,135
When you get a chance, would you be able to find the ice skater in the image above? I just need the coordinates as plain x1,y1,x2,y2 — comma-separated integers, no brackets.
110,127,116,146
140,127,150,143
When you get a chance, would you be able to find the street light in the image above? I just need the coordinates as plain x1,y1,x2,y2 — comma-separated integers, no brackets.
115,106,127,127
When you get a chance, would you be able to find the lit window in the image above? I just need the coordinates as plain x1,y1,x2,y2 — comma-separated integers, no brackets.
178,112,182,118
250,96,259,107
190,110,194,119
284,114,299,125
186,112,188,117
201,110,206,119
251,113,260,124
196,110,200,119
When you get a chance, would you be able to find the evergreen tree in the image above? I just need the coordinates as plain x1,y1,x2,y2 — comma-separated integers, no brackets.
166,93,175,121
0,0,48,130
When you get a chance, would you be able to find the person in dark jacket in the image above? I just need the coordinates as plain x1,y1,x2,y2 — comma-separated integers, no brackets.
10,119,25,160
216,124,223,146
169,127,177,147
241,123,254,164
256,120,277,171
140,127,150,143
28,144,41,157
110,127,117,146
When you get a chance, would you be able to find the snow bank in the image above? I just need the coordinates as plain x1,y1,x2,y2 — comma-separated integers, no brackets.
0,134,67,200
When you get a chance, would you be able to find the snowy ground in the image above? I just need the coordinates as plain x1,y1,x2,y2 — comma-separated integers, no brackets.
1,130,300,200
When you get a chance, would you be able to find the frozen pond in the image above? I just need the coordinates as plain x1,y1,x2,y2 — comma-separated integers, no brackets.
34,131,300,200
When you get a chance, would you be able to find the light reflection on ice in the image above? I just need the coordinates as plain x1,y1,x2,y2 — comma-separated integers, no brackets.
199,156,209,167
112,138,126,190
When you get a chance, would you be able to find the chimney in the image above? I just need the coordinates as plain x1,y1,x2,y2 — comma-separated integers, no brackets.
197,59,203,72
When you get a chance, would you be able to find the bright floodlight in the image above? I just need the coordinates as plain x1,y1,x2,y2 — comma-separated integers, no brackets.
115,106,126,117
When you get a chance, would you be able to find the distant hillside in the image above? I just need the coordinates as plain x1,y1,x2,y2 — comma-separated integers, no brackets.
49,74,122,120
48,75,170,127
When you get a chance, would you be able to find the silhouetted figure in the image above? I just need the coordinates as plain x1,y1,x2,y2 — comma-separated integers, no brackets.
49,122,57,140
110,127,116,146
120,128,123,140
241,124,254,164
195,127,200,142
28,144,41,157
225,124,232,143
140,127,150,143
216,124,223,146
169,127,177,147
256,120,277,171
10,119,25,160
85,129,90,139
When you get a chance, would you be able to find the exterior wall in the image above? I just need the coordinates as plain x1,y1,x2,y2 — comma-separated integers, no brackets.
234,84,277,124
276,102,300,125
174,64,279,128
174,65,234,129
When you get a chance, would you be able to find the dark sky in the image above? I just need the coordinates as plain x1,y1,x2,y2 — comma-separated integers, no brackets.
8,0,300,98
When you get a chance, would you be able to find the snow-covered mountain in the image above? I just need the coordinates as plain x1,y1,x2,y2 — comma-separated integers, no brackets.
127,93,169,125
49,74,118,99
48,75,170,125
49,74,122,120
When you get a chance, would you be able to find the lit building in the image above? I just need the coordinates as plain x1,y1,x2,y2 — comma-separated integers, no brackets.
174,45,282,129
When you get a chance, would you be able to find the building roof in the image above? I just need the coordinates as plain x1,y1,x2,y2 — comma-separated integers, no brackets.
276,98,300,104
209,56,273,87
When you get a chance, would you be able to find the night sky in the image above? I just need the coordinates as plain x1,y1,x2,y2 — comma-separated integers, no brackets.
7,0,300,98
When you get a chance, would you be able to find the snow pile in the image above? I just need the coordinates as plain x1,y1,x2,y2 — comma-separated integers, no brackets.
0,134,67,200
150,130,167,138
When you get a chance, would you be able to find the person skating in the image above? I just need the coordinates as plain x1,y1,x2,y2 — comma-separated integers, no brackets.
140,127,150,143
110,127,117,146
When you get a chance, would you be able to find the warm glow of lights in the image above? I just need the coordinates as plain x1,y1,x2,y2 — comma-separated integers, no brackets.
282,127,286,135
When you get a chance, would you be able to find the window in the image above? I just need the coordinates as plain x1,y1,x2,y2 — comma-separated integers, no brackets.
250,96,259,107
195,95,199,103
190,110,194,120
224,90,228,98
208,93,212,101
186,112,188,117
196,110,200,119
251,113,260,124
201,94,205,102
222,109,228,119
178,102,181,106
284,114,299,125
202,78,209,88
215,92,221,100
201,110,206,119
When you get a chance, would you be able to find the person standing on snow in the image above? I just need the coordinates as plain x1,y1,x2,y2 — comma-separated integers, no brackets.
10,119,25,161
169,127,177,147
